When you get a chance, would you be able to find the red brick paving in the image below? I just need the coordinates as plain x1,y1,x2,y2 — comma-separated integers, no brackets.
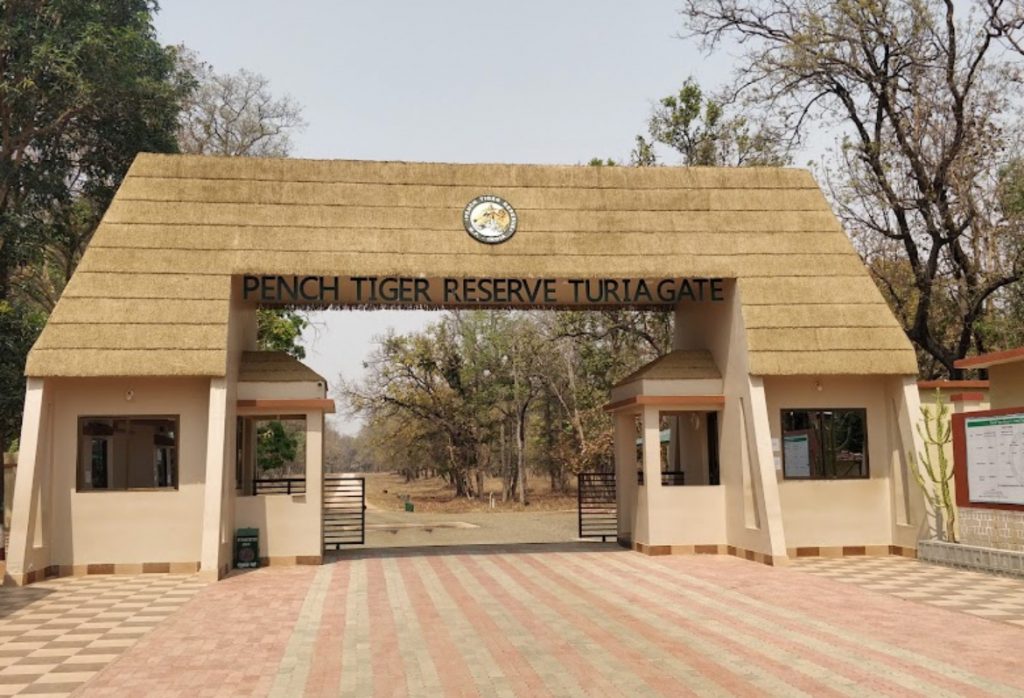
68,547,1024,696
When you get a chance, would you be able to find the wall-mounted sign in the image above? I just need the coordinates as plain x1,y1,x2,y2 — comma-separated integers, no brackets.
241,275,726,307
463,195,517,244
783,433,811,477
963,413,1024,506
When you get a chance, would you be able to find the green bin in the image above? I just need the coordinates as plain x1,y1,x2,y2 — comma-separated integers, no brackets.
235,528,260,569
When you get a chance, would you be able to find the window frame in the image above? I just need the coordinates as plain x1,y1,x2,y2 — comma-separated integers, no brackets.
76,415,181,492
780,408,869,481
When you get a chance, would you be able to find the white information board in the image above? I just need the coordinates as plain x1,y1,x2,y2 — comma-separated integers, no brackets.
783,434,811,477
965,413,1024,506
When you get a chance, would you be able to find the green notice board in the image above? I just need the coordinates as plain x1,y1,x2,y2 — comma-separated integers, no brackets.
235,528,260,569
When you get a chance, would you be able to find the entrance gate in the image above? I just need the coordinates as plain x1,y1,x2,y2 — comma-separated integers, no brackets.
323,475,365,549
577,471,617,542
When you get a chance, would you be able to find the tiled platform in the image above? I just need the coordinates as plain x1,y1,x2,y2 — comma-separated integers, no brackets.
0,574,206,697
795,554,1024,627
66,545,1024,696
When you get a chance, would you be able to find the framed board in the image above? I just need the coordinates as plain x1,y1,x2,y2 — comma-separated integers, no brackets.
953,407,1024,509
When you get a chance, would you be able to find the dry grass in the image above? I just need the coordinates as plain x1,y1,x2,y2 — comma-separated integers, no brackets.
363,471,577,514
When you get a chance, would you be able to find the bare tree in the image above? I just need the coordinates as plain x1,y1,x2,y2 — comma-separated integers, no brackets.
682,0,1024,376
177,48,305,157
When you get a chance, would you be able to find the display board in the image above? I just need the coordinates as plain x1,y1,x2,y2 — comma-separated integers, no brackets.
783,433,811,477
964,412,1024,506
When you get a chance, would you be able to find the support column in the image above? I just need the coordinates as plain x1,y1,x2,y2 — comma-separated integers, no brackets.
894,376,930,540
613,413,636,545
6,379,48,585
200,378,228,580
744,376,788,563
305,410,324,562
639,405,662,545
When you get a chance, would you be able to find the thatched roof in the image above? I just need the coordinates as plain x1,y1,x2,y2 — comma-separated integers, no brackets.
614,350,721,387
26,153,917,378
238,351,326,384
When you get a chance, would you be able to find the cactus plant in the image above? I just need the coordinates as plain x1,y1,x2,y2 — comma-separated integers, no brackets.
910,390,958,542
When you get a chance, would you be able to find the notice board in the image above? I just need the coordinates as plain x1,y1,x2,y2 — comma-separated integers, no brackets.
953,407,1024,509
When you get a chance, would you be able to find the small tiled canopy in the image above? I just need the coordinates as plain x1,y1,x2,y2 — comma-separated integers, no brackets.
26,153,917,378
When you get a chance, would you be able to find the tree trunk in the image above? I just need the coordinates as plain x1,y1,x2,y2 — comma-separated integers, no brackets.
516,405,528,506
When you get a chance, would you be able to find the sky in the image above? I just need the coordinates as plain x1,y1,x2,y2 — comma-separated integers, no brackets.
154,1,736,433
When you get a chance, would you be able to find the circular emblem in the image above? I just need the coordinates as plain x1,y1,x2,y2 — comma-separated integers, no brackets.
463,195,518,244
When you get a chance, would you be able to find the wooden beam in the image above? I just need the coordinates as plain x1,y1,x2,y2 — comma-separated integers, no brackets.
603,395,725,413
917,379,989,390
236,399,335,413
954,347,1024,370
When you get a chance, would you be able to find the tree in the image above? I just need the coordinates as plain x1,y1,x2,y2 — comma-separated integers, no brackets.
340,309,673,501
638,78,789,167
255,420,299,473
680,0,1024,376
0,0,189,508
256,308,309,359
340,322,489,498
176,49,305,157
0,1,189,303
175,49,308,356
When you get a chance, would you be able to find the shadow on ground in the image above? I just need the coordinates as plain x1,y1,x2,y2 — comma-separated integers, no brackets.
324,540,624,561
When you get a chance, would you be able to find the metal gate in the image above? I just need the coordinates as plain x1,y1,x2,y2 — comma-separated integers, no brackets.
577,471,617,541
323,475,365,549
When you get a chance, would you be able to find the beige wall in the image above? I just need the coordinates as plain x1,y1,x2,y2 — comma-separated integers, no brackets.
3,455,14,537
207,284,259,576
626,283,783,556
989,363,1024,409
675,282,785,557
637,405,727,545
233,410,324,559
764,375,926,549
48,377,210,566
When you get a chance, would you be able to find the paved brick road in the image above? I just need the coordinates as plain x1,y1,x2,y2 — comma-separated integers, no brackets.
59,545,1024,697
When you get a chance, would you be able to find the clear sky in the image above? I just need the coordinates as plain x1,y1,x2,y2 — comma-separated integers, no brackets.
154,1,735,433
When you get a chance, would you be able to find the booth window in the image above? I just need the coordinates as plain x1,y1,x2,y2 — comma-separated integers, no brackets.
246,416,307,495
658,411,721,486
77,417,178,491
781,409,868,479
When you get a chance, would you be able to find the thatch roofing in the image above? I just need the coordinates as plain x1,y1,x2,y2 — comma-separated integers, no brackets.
238,351,326,384
27,153,917,378
614,350,721,387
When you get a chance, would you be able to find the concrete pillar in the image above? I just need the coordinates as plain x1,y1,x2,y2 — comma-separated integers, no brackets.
305,410,324,560
613,412,636,544
199,378,228,580
639,405,662,543
744,376,788,562
895,375,931,539
5,379,48,584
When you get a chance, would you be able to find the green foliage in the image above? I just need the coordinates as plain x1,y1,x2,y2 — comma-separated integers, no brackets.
911,391,957,542
639,77,789,167
0,0,192,300
255,421,299,473
256,308,308,359
0,0,190,455
0,300,44,453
